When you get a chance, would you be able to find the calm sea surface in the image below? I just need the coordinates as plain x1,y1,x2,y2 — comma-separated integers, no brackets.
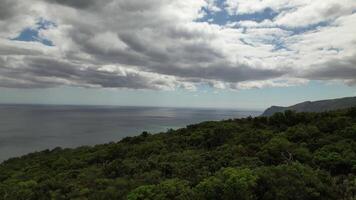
0,104,261,162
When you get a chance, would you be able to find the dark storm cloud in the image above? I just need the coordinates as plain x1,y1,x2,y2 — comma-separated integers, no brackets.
0,57,177,90
79,30,284,83
44,0,99,9
187,64,286,82
150,62,287,83
302,56,356,83
0,0,18,20
0,43,44,56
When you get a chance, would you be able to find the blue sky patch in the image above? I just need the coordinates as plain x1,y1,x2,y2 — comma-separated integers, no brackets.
198,0,278,26
11,18,56,46
286,21,330,35
199,0,328,35
197,0,332,52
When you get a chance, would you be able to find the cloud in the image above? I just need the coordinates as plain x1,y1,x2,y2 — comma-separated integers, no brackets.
302,56,356,84
274,0,356,27
285,13,356,83
226,0,356,27
225,0,295,15
232,77,308,89
44,0,99,9
0,0,19,20
0,56,195,90
0,0,355,91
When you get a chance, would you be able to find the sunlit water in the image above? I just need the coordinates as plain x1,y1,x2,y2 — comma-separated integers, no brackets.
0,104,261,162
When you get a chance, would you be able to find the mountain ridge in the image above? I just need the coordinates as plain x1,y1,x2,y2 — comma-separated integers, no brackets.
262,96,356,116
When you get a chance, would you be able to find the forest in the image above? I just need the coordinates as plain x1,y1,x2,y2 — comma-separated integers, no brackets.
0,108,356,199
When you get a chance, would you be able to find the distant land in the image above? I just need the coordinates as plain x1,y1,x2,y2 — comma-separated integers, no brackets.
262,96,356,116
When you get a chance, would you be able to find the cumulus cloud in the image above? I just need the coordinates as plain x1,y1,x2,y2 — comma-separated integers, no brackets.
226,0,356,27
301,56,356,84
274,0,356,27
44,0,99,9
0,0,355,90
0,0,19,20
232,77,309,90
225,0,296,15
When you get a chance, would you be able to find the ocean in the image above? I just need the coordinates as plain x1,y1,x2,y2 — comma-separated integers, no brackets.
0,104,261,162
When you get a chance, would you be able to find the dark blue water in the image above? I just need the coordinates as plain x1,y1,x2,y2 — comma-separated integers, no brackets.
0,104,261,162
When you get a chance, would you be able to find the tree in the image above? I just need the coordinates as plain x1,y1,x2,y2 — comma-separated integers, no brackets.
127,179,194,200
258,137,294,165
313,141,355,175
255,163,336,200
195,168,257,200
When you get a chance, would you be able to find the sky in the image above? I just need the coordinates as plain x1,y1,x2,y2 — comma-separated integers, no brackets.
0,0,355,109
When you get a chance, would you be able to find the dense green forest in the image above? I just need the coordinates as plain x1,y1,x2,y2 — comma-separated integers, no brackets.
1,108,356,200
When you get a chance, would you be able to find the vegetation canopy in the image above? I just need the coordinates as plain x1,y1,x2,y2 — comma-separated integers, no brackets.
1,108,356,199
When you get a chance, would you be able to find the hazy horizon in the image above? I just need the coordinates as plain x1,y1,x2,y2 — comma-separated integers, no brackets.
0,94,355,111
0,85,355,110
0,102,264,111
0,104,260,161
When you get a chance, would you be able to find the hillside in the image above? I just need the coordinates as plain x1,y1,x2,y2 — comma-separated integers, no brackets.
1,108,356,199
262,96,356,116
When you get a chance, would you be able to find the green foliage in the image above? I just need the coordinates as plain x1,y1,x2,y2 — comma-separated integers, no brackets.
255,163,336,200
313,141,356,175
258,137,294,165
195,168,257,200
1,107,356,199
127,179,193,200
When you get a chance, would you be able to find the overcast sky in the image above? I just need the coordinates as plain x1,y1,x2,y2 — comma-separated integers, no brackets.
0,0,355,109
